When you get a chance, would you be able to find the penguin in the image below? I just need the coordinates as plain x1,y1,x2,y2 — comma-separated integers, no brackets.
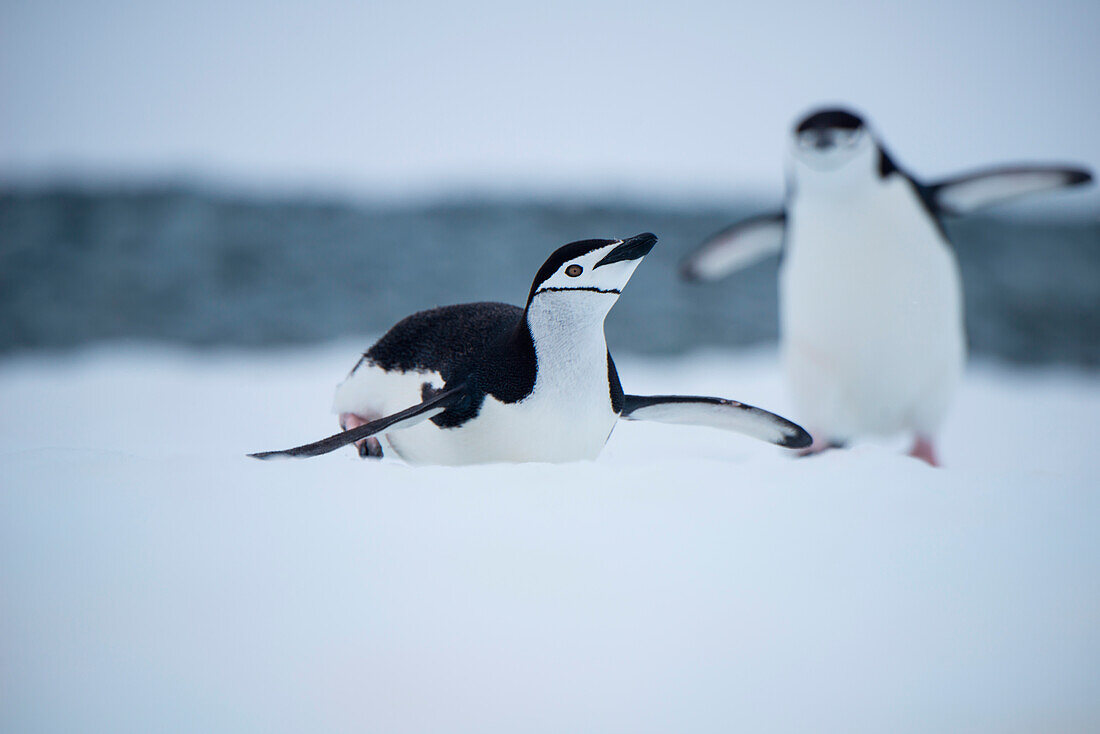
251,233,811,464
680,107,1093,466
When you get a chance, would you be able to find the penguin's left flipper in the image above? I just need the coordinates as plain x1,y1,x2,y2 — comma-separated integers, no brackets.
620,394,812,449
679,212,786,282
926,165,1092,215
249,384,467,460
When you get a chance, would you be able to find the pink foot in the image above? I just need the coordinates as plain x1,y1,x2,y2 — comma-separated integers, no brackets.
908,435,939,467
339,413,384,458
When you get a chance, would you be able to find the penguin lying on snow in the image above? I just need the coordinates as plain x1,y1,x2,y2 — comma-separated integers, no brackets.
680,107,1092,466
252,233,811,464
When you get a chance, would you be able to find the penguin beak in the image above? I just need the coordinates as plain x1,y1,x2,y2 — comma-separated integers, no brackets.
800,130,835,151
594,232,658,268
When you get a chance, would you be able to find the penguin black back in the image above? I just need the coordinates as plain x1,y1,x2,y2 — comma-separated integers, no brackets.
362,301,537,404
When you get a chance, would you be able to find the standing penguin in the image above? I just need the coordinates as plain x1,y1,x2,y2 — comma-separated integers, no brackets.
680,108,1092,465
252,233,811,464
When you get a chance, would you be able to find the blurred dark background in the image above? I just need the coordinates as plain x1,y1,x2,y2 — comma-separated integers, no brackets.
1,185,1097,364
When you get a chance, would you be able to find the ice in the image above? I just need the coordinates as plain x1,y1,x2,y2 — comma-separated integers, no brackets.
2,345,1098,733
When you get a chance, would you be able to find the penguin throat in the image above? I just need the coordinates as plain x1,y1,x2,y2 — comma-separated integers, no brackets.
524,291,612,354
524,296,611,404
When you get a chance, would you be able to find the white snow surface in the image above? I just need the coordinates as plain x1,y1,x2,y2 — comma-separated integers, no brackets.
2,344,1099,733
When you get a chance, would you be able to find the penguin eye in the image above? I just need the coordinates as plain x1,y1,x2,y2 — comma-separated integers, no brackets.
565,264,583,277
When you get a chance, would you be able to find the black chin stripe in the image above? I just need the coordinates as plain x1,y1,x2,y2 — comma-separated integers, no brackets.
534,286,621,295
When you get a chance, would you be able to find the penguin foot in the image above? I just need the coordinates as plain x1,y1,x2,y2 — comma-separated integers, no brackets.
357,437,384,459
908,435,938,467
340,413,385,459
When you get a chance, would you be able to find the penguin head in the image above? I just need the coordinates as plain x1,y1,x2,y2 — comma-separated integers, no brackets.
526,232,657,318
788,107,878,181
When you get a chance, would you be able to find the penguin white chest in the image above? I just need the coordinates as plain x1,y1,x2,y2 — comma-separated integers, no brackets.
405,386,615,465
403,339,616,465
516,324,620,460
779,178,966,439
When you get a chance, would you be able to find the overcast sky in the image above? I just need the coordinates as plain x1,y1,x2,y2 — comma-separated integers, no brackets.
1,0,1098,204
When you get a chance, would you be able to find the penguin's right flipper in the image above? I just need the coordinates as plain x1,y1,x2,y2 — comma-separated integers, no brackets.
679,212,786,282
926,165,1092,215
249,384,467,460
620,394,812,448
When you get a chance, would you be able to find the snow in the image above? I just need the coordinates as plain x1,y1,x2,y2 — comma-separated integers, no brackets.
2,344,1099,733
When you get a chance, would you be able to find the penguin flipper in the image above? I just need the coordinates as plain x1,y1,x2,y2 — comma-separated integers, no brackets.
249,384,467,460
679,212,786,282
926,165,1092,215
620,394,812,449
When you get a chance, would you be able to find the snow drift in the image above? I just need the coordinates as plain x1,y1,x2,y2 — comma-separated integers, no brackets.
1,345,1098,733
